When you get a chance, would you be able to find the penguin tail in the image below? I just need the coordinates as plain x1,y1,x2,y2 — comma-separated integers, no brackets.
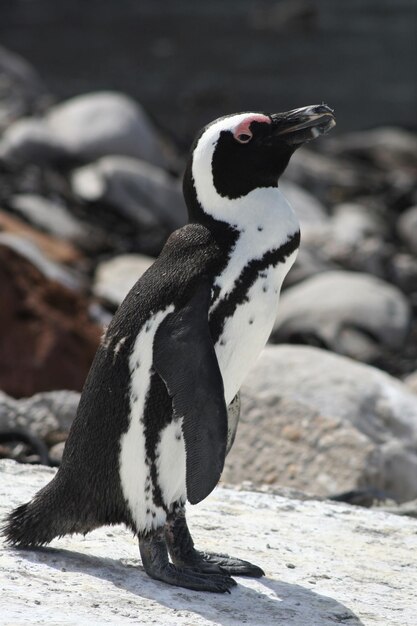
2,476,85,548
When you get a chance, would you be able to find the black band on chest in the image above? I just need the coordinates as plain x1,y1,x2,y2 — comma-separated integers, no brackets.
209,230,300,344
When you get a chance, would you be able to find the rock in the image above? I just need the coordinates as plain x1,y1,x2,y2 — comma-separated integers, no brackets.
283,147,379,205
0,46,51,132
2,460,416,626
286,202,387,287
326,127,417,170
0,92,178,169
46,92,176,168
389,252,417,293
48,441,66,464
404,370,417,395
272,271,411,362
0,390,79,439
0,117,68,166
0,233,83,291
93,254,154,307
10,194,93,246
224,345,417,502
280,180,328,233
296,201,393,280
0,209,82,264
71,156,187,249
397,205,417,254
0,244,101,397
330,202,386,245
285,244,336,287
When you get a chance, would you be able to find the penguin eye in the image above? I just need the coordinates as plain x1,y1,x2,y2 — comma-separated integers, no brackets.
236,133,252,144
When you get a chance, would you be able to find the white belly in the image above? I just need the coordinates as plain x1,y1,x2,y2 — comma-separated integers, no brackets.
214,251,297,405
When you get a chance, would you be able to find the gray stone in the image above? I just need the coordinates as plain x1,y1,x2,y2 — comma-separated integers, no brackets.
330,202,386,245
71,155,187,233
0,117,68,166
283,148,363,198
327,127,417,170
397,205,417,255
284,244,336,287
224,345,417,502
1,459,416,625
10,194,91,246
389,252,417,293
404,370,417,395
280,180,328,233
48,441,66,464
297,201,392,279
0,390,79,439
272,271,411,362
46,92,175,168
0,92,178,169
93,254,155,307
0,233,84,291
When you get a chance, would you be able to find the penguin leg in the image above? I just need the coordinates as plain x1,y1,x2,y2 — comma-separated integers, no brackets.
138,527,236,593
165,508,265,578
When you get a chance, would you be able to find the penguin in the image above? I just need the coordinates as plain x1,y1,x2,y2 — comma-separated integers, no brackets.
3,104,335,593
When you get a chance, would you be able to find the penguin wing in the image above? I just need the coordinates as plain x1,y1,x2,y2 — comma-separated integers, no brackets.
153,278,228,505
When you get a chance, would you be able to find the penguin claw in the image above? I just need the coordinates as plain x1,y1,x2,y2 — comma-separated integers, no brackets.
197,551,265,578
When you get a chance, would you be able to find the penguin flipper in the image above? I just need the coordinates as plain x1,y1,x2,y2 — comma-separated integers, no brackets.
153,279,228,506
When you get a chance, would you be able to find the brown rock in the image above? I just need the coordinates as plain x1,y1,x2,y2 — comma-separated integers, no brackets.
0,245,101,397
0,209,82,264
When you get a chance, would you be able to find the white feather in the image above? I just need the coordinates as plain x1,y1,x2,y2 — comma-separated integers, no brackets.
155,420,186,507
119,306,174,533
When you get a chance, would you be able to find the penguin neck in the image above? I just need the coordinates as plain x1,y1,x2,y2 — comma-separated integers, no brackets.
183,159,299,250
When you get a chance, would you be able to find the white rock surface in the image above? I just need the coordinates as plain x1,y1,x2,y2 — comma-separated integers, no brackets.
1,460,416,626
272,271,411,361
225,345,417,501
93,254,155,306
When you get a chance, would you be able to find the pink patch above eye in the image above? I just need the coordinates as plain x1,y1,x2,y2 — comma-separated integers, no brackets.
233,114,271,139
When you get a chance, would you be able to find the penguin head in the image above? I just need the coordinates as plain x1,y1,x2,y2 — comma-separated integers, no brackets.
184,104,335,224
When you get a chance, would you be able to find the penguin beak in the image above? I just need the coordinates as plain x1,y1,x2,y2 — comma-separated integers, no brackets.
270,104,336,145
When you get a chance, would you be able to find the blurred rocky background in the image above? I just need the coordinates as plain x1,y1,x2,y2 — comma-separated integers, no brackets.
0,0,416,512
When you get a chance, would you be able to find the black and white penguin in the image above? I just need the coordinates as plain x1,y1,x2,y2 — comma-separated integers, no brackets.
3,104,335,593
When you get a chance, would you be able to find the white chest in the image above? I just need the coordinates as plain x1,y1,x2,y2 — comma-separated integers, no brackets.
212,250,297,405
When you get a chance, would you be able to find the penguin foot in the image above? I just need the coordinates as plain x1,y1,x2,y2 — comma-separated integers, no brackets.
139,528,236,593
164,509,265,578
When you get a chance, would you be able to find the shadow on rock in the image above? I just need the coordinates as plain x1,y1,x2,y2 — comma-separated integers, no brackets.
15,546,365,626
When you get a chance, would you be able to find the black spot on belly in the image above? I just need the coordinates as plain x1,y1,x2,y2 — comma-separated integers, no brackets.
249,318,254,325
257,226,263,232
263,285,268,293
